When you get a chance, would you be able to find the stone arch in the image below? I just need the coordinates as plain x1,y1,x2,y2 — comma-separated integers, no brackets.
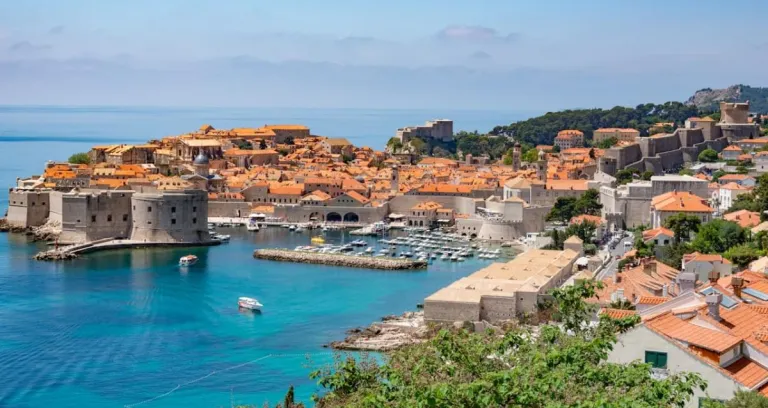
327,212,342,222
309,211,323,221
343,212,359,222
419,220,424,226
461,232,467,236
470,233,477,239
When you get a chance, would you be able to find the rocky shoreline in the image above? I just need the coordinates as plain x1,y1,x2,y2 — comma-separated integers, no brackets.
327,311,429,351
254,248,428,270
0,219,61,241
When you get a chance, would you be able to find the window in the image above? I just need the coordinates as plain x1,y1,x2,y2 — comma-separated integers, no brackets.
123,214,128,222
192,217,197,224
133,205,136,210
91,215,96,222
171,219,176,225
192,206,197,212
107,214,112,222
147,221,152,225
148,206,152,212
171,206,176,213
645,351,667,369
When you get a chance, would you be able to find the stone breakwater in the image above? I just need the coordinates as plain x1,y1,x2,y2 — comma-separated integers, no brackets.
253,249,428,270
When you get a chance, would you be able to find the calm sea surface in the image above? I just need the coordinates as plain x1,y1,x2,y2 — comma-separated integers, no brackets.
0,106,525,407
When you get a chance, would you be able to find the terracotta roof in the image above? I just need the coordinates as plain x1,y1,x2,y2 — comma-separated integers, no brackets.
600,308,638,319
324,138,352,147
724,210,761,228
684,252,731,264
417,184,473,194
545,180,588,191
719,174,752,181
570,214,603,225
723,358,768,388
723,145,743,151
646,312,741,353
637,296,669,305
651,191,713,213
412,201,443,210
642,227,674,242
345,190,370,204
269,185,304,195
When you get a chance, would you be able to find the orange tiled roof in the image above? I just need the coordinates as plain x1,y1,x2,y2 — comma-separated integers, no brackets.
600,308,638,319
651,191,713,213
646,312,741,353
570,214,602,225
637,296,669,305
412,201,443,210
642,227,674,242
724,210,761,228
345,190,370,204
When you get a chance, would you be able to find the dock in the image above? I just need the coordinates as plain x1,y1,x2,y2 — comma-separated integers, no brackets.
34,238,221,261
253,248,428,270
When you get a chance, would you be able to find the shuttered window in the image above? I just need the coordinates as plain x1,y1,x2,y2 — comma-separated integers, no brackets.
645,351,668,369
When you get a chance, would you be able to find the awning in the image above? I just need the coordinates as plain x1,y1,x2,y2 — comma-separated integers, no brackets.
388,213,405,219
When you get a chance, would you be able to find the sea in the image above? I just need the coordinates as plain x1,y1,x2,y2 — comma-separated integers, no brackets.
0,106,529,407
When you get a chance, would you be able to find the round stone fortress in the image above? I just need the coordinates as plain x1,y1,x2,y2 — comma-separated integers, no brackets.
130,189,210,243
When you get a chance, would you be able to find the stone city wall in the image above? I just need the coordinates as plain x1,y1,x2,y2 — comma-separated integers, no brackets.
389,195,479,215
424,300,481,323
208,201,252,218
6,190,50,228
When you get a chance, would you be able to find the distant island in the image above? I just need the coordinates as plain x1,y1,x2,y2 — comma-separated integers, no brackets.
686,84,768,114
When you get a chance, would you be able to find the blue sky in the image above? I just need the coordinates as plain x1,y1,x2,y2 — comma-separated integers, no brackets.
1,0,766,109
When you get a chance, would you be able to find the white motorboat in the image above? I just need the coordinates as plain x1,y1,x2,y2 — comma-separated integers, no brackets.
440,254,450,260
365,247,374,254
238,297,263,311
450,254,459,262
288,225,297,231
179,255,198,266
213,234,230,242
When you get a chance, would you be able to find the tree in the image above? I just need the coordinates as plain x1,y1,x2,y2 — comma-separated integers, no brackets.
663,213,702,243
522,148,539,163
408,138,425,155
595,137,618,149
502,155,514,165
310,281,706,408
727,192,760,214
574,189,603,216
259,139,268,150
658,242,692,269
703,390,768,408
616,168,640,185
546,197,577,223
641,171,654,180
723,244,761,268
712,169,727,182
564,220,597,243
386,137,403,153
698,148,719,163
679,168,694,176
285,136,295,145
68,152,90,165
755,174,768,220
552,145,561,153
690,219,747,254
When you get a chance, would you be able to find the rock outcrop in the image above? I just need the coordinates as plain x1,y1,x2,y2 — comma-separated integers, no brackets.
328,311,428,351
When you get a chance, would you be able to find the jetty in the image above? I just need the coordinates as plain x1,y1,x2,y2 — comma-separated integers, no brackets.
33,238,220,261
253,248,428,270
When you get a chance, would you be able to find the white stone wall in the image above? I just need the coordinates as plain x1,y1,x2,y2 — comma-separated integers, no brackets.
6,191,50,228
608,325,745,407
424,300,480,322
480,296,516,321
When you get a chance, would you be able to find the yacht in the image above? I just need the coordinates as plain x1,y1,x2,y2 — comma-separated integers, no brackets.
450,254,459,262
212,234,230,242
365,247,374,254
238,297,263,311
295,225,306,233
441,253,450,260
288,225,297,231
179,255,198,266
247,214,261,231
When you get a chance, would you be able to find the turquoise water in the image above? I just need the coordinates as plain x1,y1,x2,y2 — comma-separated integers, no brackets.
0,106,523,407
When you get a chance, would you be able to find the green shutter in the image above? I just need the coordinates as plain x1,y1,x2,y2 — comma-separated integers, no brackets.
645,351,668,369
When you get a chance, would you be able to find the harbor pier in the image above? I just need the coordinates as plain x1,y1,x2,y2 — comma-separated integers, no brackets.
253,248,427,270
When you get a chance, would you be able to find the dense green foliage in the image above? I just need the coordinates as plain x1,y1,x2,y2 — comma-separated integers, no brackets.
454,131,513,160
616,168,641,185
309,281,706,408
594,136,618,149
690,219,747,255
67,152,90,165
563,220,597,244
546,189,602,223
490,102,701,146
698,148,719,162
663,213,702,243
522,148,539,163
705,390,768,407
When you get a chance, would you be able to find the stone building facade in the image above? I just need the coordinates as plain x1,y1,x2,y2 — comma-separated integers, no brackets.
130,190,209,243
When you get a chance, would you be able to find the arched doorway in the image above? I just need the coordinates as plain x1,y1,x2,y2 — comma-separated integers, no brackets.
343,212,359,222
309,212,323,222
327,212,342,222
470,233,477,239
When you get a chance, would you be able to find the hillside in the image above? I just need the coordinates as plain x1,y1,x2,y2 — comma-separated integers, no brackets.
686,84,768,113
488,102,700,147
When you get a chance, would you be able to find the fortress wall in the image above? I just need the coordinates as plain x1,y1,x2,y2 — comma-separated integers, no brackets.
389,195,479,215
719,124,760,142
130,190,209,243
281,205,389,224
6,191,50,228
657,150,685,172
208,201,252,218
677,128,704,148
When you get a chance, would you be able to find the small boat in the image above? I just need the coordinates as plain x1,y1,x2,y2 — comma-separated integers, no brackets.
441,254,450,260
311,236,326,244
213,234,230,242
365,247,374,254
179,255,198,266
295,226,306,233
457,257,466,262
450,254,459,262
238,297,263,311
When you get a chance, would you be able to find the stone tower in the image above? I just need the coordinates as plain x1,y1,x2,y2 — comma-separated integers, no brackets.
390,165,399,195
193,152,210,178
512,142,521,172
535,150,547,182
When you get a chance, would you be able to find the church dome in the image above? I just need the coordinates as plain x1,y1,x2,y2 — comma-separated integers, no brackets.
193,152,209,165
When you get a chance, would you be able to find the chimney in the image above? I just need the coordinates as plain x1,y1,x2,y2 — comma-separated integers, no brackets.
731,276,744,299
677,272,697,293
643,260,657,276
708,270,720,284
706,293,722,321
662,284,668,298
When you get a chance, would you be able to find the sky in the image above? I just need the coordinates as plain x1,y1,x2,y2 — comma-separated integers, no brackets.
0,0,767,110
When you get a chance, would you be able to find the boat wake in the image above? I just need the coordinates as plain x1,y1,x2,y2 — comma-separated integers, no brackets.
123,351,333,407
